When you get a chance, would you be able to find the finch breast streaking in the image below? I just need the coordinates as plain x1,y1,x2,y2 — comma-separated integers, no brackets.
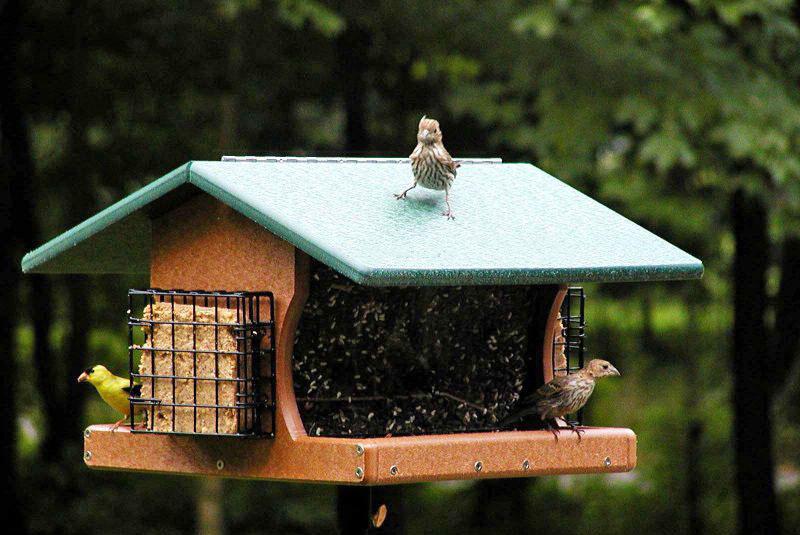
500,359,620,441
395,115,460,219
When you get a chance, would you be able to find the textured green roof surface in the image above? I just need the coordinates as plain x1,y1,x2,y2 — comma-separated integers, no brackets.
21,158,703,285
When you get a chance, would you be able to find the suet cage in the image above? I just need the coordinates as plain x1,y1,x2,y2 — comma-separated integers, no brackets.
127,289,275,437
22,156,703,485
553,286,586,425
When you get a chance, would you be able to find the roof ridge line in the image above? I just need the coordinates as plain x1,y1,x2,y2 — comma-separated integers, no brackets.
220,156,502,164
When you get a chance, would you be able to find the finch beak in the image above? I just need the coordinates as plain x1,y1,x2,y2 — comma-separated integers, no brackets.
609,365,620,377
77,372,89,383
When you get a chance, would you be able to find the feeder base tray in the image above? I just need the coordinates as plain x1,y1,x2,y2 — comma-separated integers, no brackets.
82,424,636,484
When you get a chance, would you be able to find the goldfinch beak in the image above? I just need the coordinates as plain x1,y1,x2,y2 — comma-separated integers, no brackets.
77,372,89,383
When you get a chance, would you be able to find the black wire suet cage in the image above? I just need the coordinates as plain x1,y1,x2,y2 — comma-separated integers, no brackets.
552,286,587,425
127,289,275,437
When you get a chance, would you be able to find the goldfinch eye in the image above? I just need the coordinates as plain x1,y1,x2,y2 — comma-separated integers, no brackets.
84,367,94,375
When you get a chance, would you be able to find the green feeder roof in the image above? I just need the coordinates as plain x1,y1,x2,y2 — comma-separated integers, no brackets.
21,157,703,286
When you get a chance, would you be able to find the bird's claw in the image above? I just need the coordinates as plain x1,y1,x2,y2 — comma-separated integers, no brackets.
394,193,407,200
443,210,455,220
567,423,585,443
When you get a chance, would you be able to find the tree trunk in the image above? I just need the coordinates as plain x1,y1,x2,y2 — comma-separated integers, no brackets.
48,275,91,459
197,478,226,535
686,420,704,535
773,236,800,393
470,479,531,532
684,302,703,535
0,0,35,531
773,236,800,422
641,292,656,352
31,0,94,462
730,189,780,535
337,24,370,154
30,277,56,455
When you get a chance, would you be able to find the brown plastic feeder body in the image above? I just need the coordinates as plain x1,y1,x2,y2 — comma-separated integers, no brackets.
82,195,638,484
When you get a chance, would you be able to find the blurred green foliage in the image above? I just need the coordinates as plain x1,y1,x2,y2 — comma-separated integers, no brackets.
9,0,800,533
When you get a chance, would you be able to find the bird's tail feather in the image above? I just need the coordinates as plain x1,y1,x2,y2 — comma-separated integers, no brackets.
499,408,536,428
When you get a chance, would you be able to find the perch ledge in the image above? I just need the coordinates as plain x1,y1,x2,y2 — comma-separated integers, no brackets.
82,424,636,484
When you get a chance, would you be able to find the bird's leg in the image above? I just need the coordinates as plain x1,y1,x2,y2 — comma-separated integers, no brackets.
130,410,147,430
544,419,559,442
394,183,416,200
110,417,127,432
443,189,454,219
135,410,149,430
566,420,585,443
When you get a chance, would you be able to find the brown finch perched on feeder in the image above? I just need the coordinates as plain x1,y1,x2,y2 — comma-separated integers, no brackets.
395,115,460,219
501,359,620,441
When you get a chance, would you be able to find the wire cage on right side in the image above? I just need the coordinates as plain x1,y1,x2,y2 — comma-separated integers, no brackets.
552,286,587,424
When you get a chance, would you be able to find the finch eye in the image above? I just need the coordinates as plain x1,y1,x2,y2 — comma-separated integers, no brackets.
84,367,94,375
602,364,608,369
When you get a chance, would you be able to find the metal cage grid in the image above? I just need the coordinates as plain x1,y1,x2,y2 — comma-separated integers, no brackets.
552,287,587,424
127,289,275,438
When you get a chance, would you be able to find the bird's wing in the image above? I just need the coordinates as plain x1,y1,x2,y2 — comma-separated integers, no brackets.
97,376,136,416
409,143,423,161
434,145,459,172
501,378,565,427
122,383,142,397
521,375,569,404
540,376,570,396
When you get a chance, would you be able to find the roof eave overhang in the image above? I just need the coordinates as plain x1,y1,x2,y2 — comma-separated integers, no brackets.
21,161,704,285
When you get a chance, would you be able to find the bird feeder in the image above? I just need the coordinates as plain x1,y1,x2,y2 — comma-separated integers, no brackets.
22,156,702,484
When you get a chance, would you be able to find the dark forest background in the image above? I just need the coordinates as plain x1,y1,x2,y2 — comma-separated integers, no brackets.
2,1,800,534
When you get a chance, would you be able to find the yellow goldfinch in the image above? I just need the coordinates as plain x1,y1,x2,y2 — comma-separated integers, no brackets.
77,364,143,431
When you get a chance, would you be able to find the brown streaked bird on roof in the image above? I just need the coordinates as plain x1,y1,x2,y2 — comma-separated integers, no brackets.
395,115,460,219
500,359,620,441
